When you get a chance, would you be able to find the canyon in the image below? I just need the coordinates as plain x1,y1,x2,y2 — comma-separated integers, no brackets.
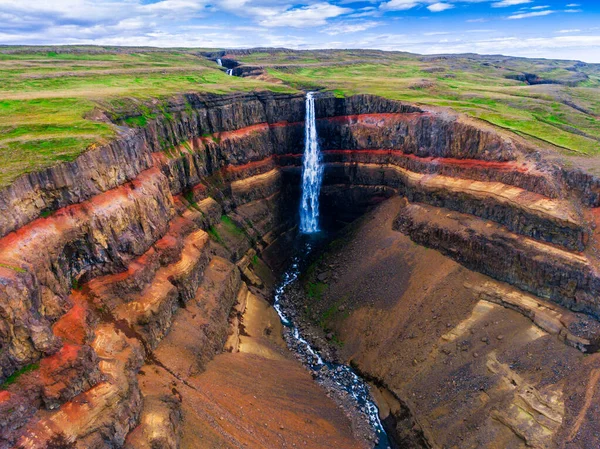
1,90,600,449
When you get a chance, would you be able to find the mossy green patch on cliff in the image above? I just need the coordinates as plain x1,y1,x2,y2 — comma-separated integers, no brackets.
1,362,39,389
306,281,328,301
207,226,224,245
0,263,26,273
220,215,245,237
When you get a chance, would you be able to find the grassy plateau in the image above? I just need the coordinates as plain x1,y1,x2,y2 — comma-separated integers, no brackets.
0,46,599,187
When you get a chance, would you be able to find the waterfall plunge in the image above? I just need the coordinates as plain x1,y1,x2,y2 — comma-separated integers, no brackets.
216,58,223,66
299,92,323,234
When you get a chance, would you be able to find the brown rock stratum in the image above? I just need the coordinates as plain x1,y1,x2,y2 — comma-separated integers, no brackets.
0,92,599,448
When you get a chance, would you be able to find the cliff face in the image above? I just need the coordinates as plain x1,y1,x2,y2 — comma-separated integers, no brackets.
298,198,600,449
1,91,600,448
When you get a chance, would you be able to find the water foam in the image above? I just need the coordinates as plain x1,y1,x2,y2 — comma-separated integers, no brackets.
299,92,323,234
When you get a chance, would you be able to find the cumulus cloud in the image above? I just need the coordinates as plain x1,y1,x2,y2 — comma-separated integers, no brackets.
379,0,421,11
427,3,453,12
0,0,596,63
491,0,531,7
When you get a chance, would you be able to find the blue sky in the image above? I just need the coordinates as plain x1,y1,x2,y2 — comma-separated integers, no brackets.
1,0,599,62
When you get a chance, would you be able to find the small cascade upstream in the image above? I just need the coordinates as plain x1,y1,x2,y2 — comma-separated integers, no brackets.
299,92,324,234
216,58,233,75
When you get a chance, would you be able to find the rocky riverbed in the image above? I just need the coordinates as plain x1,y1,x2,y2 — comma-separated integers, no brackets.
271,236,393,449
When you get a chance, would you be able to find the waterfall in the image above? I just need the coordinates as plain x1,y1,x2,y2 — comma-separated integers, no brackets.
216,58,223,67
226,68,233,76
299,92,323,234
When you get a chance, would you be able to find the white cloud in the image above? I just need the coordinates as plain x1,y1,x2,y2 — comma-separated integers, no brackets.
353,33,600,62
0,0,596,64
508,10,554,19
322,20,381,35
345,7,381,18
566,3,580,6
492,0,531,7
257,3,351,28
530,5,550,10
379,0,421,11
427,3,453,12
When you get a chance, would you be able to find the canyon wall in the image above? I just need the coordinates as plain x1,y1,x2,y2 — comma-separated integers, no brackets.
1,91,600,448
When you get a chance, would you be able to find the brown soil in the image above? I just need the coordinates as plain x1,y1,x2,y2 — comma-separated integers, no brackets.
305,197,600,449
176,291,364,449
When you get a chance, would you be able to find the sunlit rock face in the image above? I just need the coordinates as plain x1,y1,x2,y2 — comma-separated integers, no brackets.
1,91,600,448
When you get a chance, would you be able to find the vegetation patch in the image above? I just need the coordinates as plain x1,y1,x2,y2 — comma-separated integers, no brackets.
0,47,296,187
0,263,26,273
220,215,245,236
1,363,39,389
1,47,600,187
207,226,224,244
306,281,328,301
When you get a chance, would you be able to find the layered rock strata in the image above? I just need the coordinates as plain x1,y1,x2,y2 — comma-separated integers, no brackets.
1,91,600,447
299,198,600,449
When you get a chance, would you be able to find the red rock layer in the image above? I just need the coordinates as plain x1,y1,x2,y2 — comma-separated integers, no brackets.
1,93,599,449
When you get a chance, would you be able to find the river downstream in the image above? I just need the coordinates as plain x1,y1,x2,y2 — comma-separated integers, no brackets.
271,234,392,449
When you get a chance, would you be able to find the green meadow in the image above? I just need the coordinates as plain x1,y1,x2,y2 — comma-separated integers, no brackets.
0,46,599,187
0,47,292,187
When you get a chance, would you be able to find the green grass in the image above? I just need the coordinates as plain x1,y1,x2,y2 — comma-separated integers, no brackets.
220,215,245,236
258,54,600,158
1,46,599,188
0,263,26,273
207,226,224,244
1,362,39,389
306,281,328,301
0,47,296,188
319,302,338,327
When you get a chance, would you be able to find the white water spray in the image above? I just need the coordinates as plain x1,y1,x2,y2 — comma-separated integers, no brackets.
216,58,223,67
226,68,233,76
299,92,323,234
